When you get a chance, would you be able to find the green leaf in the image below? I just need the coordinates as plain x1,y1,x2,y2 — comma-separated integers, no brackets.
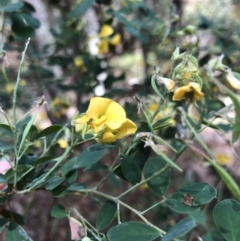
18,110,38,154
52,185,68,198
0,0,10,7
152,116,172,130
5,165,33,184
61,157,77,176
143,157,171,196
189,210,206,225
213,199,240,241
75,145,107,170
162,217,196,241
166,182,217,213
68,0,95,18
67,183,86,191
1,210,25,225
0,218,8,233
66,170,78,185
166,197,200,213
96,200,117,231
2,2,23,12
107,222,160,241
151,75,165,103
120,154,141,185
51,204,68,219
132,141,151,170
35,125,62,139
6,222,33,241
34,155,55,167
45,176,65,190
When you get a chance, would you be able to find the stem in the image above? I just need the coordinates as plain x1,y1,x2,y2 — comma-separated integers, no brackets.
141,198,166,215
95,147,121,189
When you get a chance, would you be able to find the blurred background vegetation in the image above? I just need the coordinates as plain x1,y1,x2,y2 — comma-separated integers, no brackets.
1,0,240,240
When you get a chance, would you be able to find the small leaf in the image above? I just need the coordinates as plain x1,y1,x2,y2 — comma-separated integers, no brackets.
0,218,8,234
52,185,68,198
75,145,107,170
213,199,240,241
107,222,160,241
51,204,68,219
61,158,77,176
162,217,196,241
143,157,171,196
35,125,62,139
67,183,86,191
166,182,217,213
66,170,78,185
120,154,141,185
6,222,33,241
3,2,23,12
34,155,55,167
45,176,65,190
68,0,95,18
96,200,117,231
5,165,33,184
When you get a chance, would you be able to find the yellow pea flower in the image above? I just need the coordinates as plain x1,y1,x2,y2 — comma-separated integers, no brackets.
58,139,68,149
99,25,114,38
109,34,121,46
74,97,137,143
172,82,204,101
98,40,109,55
5,83,14,93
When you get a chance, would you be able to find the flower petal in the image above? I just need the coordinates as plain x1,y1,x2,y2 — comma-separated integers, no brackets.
99,25,114,38
105,101,126,129
172,82,204,101
98,40,109,55
226,71,240,90
110,34,121,46
101,131,117,143
115,119,137,139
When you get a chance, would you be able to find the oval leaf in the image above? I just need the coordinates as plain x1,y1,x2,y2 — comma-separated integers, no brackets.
107,222,160,241
213,199,240,241
96,200,117,231
75,145,107,170
121,154,141,185
45,176,65,190
51,204,68,219
35,125,62,139
6,222,33,241
162,217,196,241
143,157,171,196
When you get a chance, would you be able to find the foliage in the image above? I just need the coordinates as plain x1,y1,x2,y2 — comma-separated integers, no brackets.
0,0,240,241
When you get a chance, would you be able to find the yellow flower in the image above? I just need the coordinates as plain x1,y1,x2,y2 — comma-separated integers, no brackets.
74,97,137,143
98,40,109,55
5,83,14,93
215,154,232,166
172,82,204,101
20,80,27,86
58,139,68,149
109,34,121,46
74,56,87,72
99,25,114,38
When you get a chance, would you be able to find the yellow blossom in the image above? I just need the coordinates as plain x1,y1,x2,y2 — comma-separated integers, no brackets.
20,80,27,86
172,82,204,101
74,56,87,72
98,40,109,55
74,97,137,143
215,154,232,166
109,34,121,46
5,83,14,93
99,25,114,38
58,139,68,149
